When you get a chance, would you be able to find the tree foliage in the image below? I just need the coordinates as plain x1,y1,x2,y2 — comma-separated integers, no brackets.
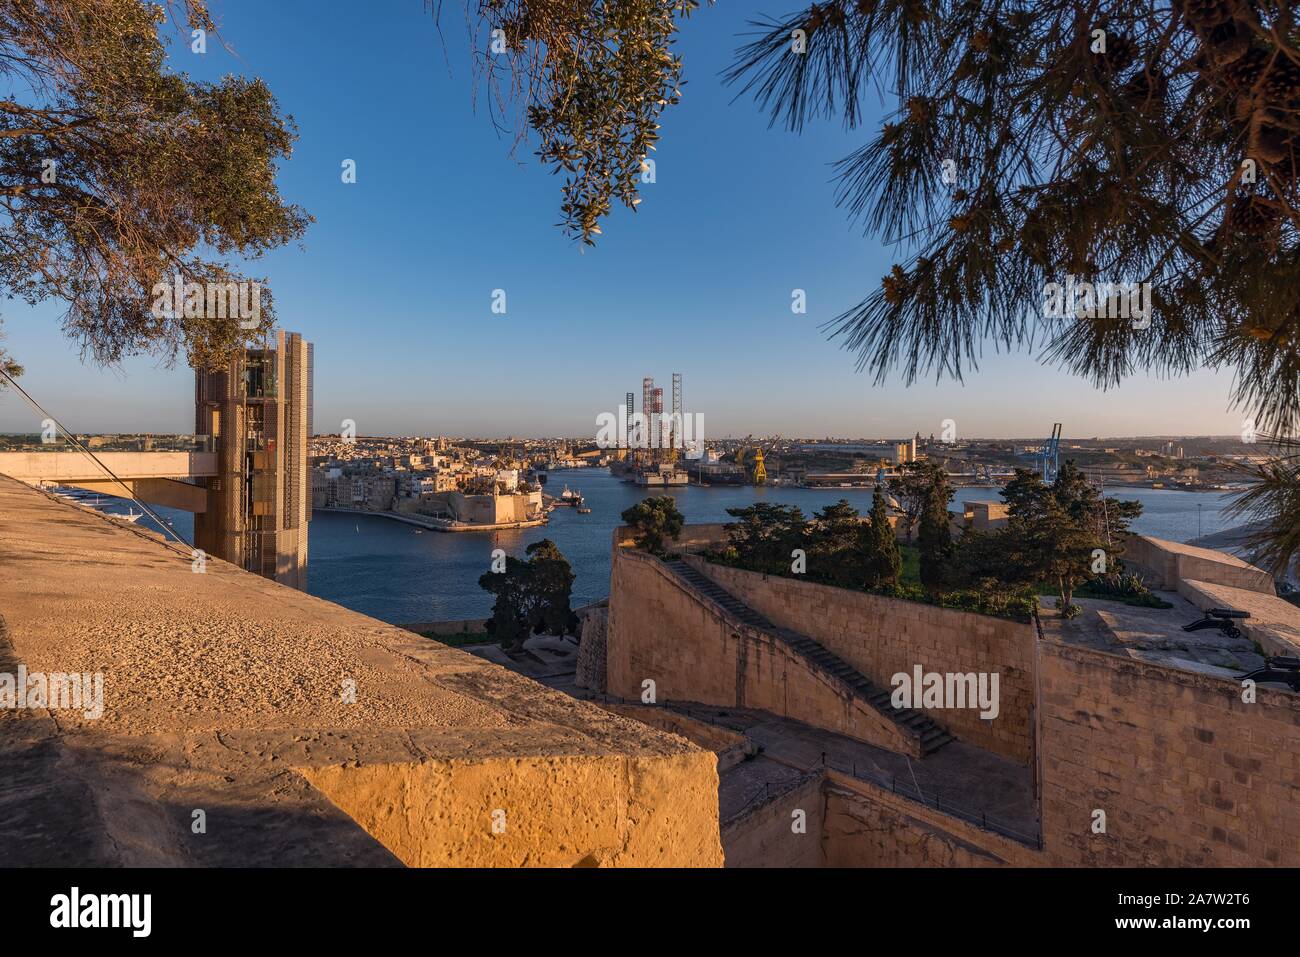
722,501,807,572
889,459,945,541
722,0,1300,437
961,461,1143,614
807,498,861,585
621,494,685,554
478,537,577,649
0,0,309,375
915,462,954,593
457,0,703,244
1223,433,1300,576
863,485,903,587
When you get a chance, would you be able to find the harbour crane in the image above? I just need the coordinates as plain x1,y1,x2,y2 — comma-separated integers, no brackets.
747,435,781,485
1042,423,1062,483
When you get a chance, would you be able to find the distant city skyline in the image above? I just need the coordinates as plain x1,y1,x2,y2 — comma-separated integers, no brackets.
0,1,1253,440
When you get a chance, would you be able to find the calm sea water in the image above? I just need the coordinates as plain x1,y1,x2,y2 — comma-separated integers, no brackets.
127,468,1238,624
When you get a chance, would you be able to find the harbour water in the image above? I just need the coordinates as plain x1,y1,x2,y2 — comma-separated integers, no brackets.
122,468,1241,624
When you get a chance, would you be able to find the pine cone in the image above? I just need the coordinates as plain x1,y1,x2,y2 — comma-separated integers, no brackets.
1262,54,1300,103
1249,108,1292,164
1221,45,1269,87
1092,32,1137,74
882,265,909,305
1180,0,1245,28
1204,18,1251,66
1230,194,1283,236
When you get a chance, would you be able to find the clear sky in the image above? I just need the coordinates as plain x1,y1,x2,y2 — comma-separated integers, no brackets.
0,1,1249,440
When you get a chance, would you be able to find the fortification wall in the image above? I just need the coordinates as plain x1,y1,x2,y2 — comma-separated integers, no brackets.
1125,534,1275,594
1037,639,1300,866
684,558,1035,764
606,550,918,754
822,772,1043,867
721,772,826,868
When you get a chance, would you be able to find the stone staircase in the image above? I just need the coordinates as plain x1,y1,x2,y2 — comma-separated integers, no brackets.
664,560,955,755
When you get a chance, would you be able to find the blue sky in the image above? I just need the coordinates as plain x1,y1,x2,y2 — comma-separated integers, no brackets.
0,1,1248,439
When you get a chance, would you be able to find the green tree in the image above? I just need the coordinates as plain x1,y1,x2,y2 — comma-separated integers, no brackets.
723,502,807,574
1000,460,1142,614
479,555,535,651
917,484,953,597
862,486,902,589
525,538,578,636
808,499,863,586
1224,435,1300,579
1017,502,1102,617
621,495,685,556
887,461,937,543
447,0,704,245
0,0,309,377
478,539,579,649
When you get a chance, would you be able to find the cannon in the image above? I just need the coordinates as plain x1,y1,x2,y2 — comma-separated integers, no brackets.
1183,607,1250,641
1237,656,1300,693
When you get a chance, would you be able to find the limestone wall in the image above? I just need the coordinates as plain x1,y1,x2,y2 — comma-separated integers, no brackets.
0,476,725,868
606,550,918,754
300,751,721,868
575,608,608,692
822,773,1043,867
1125,534,1275,594
685,558,1035,764
595,702,752,771
1037,639,1300,866
1176,578,1300,657
722,772,826,867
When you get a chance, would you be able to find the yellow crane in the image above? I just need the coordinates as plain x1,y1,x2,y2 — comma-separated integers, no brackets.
750,435,780,485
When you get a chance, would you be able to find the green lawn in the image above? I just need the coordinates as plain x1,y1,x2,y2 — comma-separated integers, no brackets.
899,543,921,587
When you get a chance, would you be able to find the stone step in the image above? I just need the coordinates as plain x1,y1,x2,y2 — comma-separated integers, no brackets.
663,559,955,755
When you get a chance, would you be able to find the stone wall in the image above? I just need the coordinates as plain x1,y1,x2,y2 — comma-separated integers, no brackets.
575,608,608,692
685,558,1035,764
594,702,752,772
822,773,1043,867
0,476,725,868
606,550,918,754
1125,534,1275,594
722,772,826,867
1037,639,1300,866
1176,578,1300,657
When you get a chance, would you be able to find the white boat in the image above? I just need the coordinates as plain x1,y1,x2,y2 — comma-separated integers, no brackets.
117,509,143,524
